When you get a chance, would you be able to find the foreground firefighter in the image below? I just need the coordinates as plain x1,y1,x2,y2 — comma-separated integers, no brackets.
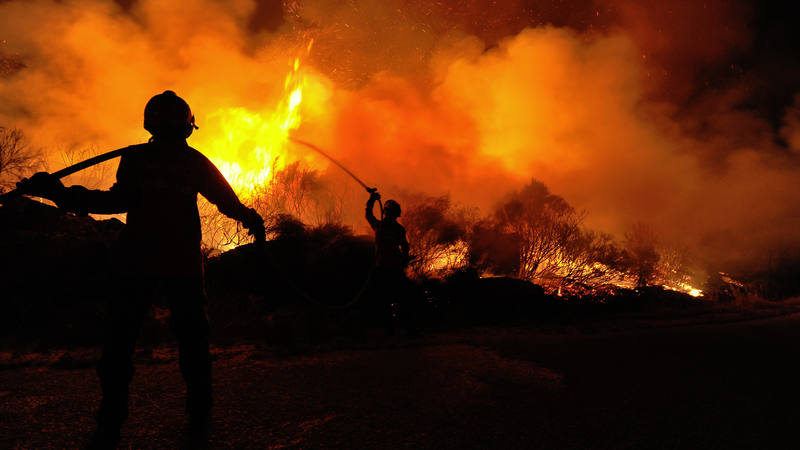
365,191,419,335
17,91,265,448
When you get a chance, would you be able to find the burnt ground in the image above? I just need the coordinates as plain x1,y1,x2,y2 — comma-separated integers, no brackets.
3,312,800,449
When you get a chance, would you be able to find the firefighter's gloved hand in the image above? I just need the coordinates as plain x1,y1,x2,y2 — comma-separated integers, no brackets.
16,172,65,201
242,207,266,243
369,190,381,201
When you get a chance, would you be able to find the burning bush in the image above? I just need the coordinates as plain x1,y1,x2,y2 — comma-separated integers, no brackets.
466,178,627,291
491,179,580,282
623,223,660,287
399,193,472,279
466,219,520,276
205,214,374,313
555,230,629,288
620,223,703,296
199,162,345,251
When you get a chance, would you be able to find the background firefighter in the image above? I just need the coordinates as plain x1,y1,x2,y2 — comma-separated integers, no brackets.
16,90,265,447
365,191,419,336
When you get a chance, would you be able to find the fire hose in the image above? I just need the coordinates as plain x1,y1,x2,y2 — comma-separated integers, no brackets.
268,137,385,310
289,138,371,191
0,138,384,311
227,137,384,311
2,139,383,211
0,145,135,205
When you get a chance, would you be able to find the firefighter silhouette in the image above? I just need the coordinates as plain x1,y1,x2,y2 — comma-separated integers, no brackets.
365,191,418,335
17,90,265,448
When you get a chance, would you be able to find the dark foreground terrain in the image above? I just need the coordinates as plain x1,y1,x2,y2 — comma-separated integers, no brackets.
3,311,800,449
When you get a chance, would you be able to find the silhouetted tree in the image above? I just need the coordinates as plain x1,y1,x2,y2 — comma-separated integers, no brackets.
654,243,695,290
624,222,660,287
468,179,635,291
0,127,43,192
555,230,629,288
492,179,579,283
466,219,520,276
400,193,472,278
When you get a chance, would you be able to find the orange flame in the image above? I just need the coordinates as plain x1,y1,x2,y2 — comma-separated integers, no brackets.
193,45,313,199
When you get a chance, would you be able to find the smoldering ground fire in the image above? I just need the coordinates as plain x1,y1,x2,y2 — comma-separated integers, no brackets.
2,0,800,295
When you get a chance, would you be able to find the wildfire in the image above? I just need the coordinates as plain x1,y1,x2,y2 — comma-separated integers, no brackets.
194,41,314,198
665,283,703,297
418,243,705,298
421,241,470,275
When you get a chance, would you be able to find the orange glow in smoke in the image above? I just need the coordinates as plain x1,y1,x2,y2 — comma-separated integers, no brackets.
192,42,317,199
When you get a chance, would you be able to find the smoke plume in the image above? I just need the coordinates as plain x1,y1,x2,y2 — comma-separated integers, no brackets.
1,0,798,275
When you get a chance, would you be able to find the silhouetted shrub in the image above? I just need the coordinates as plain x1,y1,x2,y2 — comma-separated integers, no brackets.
0,197,121,345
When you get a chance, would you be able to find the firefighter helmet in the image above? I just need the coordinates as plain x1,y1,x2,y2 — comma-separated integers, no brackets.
383,199,401,219
143,90,198,138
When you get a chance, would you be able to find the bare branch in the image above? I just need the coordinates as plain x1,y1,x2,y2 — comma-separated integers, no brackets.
0,127,44,192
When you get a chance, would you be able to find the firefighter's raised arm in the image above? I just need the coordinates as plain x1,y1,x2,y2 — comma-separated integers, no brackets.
365,190,381,230
196,151,265,243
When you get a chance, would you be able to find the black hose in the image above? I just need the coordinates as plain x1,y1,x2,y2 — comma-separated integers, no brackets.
289,138,373,193
0,145,134,205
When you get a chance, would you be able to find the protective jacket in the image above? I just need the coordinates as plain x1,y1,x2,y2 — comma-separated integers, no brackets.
57,140,253,276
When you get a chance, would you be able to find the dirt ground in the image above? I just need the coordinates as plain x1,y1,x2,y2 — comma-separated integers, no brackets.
3,312,800,449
